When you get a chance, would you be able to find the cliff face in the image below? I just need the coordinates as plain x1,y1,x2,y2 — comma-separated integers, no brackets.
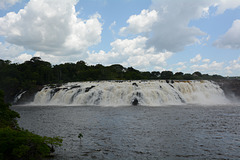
216,79,240,100
14,86,43,104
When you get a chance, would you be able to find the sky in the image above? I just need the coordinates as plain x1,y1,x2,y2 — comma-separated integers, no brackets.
0,0,240,76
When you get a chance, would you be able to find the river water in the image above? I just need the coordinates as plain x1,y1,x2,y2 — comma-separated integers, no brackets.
12,105,240,160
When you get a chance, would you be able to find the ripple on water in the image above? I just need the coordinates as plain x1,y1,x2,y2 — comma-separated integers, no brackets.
12,105,240,160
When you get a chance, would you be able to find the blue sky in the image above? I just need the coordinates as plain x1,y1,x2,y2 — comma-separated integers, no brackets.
0,0,240,76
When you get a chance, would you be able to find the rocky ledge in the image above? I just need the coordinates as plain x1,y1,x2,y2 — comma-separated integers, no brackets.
215,79,240,100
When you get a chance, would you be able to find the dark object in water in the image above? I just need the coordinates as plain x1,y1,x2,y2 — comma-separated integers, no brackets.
132,98,138,105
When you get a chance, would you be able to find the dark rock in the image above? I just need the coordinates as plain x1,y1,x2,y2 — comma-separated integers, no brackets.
136,92,142,97
215,79,240,100
85,86,95,92
132,98,138,106
70,85,81,90
169,84,174,88
132,83,138,87
16,85,44,104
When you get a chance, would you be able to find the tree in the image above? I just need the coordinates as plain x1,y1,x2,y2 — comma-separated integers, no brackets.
183,73,193,80
151,71,161,79
192,71,202,79
173,72,184,80
0,90,62,160
161,71,173,79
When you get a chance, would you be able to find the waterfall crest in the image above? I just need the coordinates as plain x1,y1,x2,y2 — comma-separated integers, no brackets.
32,80,229,106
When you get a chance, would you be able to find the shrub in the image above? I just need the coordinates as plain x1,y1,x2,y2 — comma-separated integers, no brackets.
0,90,62,160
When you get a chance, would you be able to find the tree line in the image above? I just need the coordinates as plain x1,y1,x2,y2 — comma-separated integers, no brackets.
0,57,225,102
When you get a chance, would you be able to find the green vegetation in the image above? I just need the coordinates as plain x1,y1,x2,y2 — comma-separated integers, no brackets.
78,133,83,140
0,90,62,160
0,57,226,102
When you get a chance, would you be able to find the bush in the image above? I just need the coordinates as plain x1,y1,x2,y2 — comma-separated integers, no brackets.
0,90,20,129
0,127,62,160
0,90,62,160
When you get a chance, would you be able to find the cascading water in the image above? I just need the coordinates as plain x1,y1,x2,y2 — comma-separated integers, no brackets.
32,80,229,106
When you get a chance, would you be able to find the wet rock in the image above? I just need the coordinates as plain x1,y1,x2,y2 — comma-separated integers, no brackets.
215,79,240,100
85,86,95,92
136,92,142,97
132,83,138,87
169,84,174,88
132,98,138,106
15,85,44,104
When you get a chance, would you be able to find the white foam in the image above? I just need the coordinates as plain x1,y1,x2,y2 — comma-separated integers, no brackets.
32,80,229,106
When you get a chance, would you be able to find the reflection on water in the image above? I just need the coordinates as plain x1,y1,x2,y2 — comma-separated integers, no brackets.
12,105,240,160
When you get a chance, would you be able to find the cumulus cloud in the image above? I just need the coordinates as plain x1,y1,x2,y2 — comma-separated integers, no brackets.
215,0,240,15
145,0,214,52
14,53,32,63
0,0,102,56
213,19,240,49
0,42,25,60
0,0,20,9
225,57,240,74
190,54,202,63
33,51,87,65
119,9,158,35
176,62,186,66
190,61,224,73
118,0,240,53
87,36,172,71
175,62,187,72
202,59,210,63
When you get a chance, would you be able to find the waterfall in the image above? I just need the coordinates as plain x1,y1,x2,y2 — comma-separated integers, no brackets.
32,80,229,106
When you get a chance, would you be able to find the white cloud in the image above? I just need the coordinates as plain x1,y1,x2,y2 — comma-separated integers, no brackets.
0,0,103,56
176,62,185,66
109,21,116,35
215,0,240,15
124,52,172,70
33,51,86,65
0,42,25,60
0,0,20,9
119,0,240,53
175,62,187,72
190,54,202,63
202,59,210,63
87,50,119,65
0,42,32,64
213,19,240,49
225,57,240,74
13,53,32,63
120,9,158,35
190,61,224,73
87,36,173,71
145,0,213,52
110,36,148,56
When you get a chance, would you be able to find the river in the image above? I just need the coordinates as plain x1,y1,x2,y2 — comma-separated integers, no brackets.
12,105,240,160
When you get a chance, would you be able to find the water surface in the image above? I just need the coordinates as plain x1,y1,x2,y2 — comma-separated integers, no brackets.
12,105,240,160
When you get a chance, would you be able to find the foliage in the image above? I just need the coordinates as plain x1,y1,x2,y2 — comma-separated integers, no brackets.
78,133,83,139
0,90,62,160
0,127,51,160
0,90,20,129
0,57,226,102
161,71,174,79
